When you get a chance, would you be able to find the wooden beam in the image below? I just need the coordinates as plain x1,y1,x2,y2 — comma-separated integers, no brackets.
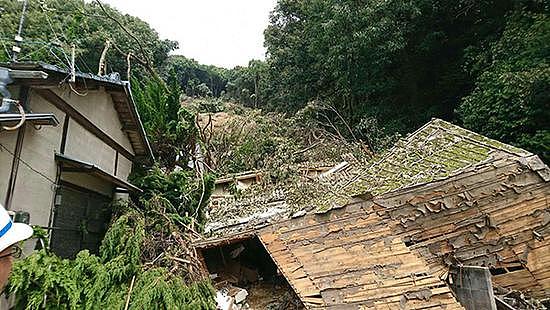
4,86,29,210
34,89,135,162
4,124,26,210
17,77,101,90
114,151,119,176
62,167,91,173
59,115,70,154
121,123,137,131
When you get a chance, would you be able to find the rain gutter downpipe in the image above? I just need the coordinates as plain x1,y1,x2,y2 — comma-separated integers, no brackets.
0,67,15,113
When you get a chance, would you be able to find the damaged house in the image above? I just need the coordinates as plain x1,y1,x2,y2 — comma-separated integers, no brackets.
0,62,151,258
196,119,549,309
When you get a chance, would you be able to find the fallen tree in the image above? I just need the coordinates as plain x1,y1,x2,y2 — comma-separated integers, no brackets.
8,194,216,309
8,191,216,309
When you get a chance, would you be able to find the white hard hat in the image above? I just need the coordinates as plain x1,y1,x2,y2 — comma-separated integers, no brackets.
0,204,33,253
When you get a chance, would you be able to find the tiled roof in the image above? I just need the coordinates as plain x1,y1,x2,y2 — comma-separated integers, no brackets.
205,119,533,237
346,118,531,197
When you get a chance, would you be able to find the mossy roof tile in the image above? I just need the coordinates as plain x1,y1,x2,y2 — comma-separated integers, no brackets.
205,118,532,236
346,118,531,197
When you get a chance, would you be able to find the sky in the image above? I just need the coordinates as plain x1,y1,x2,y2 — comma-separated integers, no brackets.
100,0,278,68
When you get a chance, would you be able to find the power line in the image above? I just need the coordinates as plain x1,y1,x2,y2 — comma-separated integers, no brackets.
39,2,74,69
16,42,50,61
0,142,57,186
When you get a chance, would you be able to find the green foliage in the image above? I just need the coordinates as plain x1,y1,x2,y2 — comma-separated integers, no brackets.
8,211,142,309
162,55,228,98
0,0,176,77
0,0,177,73
31,225,50,249
222,0,548,158
205,103,370,179
185,97,226,113
224,60,268,107
459,11,550,162
263,0,420,116
8,208,216,310
130,268,215,310
132,77,198,169
132,165,215,226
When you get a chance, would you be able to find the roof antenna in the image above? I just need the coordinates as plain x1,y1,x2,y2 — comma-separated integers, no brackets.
12,0,29,62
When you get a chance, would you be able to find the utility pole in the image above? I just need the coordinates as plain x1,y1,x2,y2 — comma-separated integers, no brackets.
12,0,29,62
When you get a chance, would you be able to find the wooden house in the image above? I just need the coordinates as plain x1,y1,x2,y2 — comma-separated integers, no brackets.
196,119,549,309
0,62,151,258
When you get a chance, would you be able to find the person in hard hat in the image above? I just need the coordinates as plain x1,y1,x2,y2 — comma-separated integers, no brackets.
0,204,32,290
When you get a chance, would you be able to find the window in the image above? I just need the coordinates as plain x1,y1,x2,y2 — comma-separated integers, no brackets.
50,184,112,258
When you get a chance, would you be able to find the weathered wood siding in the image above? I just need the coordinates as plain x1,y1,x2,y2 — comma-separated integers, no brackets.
258,201,464,309
375,155,550,297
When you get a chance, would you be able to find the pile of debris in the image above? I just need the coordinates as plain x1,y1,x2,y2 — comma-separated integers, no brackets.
214,281,303,310
199,237,304,309
494,287,547,310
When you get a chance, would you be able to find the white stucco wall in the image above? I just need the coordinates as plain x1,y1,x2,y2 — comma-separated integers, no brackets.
116,155,133,181
51,86,134,155
65,120,117,174
0,85,23,206
2,85,138,229
10,92,65,227
60,172,113,197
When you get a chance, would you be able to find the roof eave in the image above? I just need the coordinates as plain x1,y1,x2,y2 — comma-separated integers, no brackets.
1,62,154,163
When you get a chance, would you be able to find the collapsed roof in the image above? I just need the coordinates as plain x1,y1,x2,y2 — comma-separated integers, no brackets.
197,118,550,309
204,118,534,237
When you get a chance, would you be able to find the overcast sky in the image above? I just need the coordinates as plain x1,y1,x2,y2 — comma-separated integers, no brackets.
100,0,277,68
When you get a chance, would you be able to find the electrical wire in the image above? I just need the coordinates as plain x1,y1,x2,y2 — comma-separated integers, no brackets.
40,3,73,69
77,55,94,74
16,42,50,61
47,47,70,70
69,81,88,97
0,142,57,185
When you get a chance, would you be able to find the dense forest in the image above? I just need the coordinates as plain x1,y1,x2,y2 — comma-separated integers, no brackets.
0,0,548,308
1,0,547,161
0,0,550,161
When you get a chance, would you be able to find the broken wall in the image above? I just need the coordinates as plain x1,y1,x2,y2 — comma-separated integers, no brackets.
374,156,550,297
257,200,464,309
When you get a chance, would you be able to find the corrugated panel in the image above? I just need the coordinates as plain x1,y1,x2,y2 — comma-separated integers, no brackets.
258,202,464,309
